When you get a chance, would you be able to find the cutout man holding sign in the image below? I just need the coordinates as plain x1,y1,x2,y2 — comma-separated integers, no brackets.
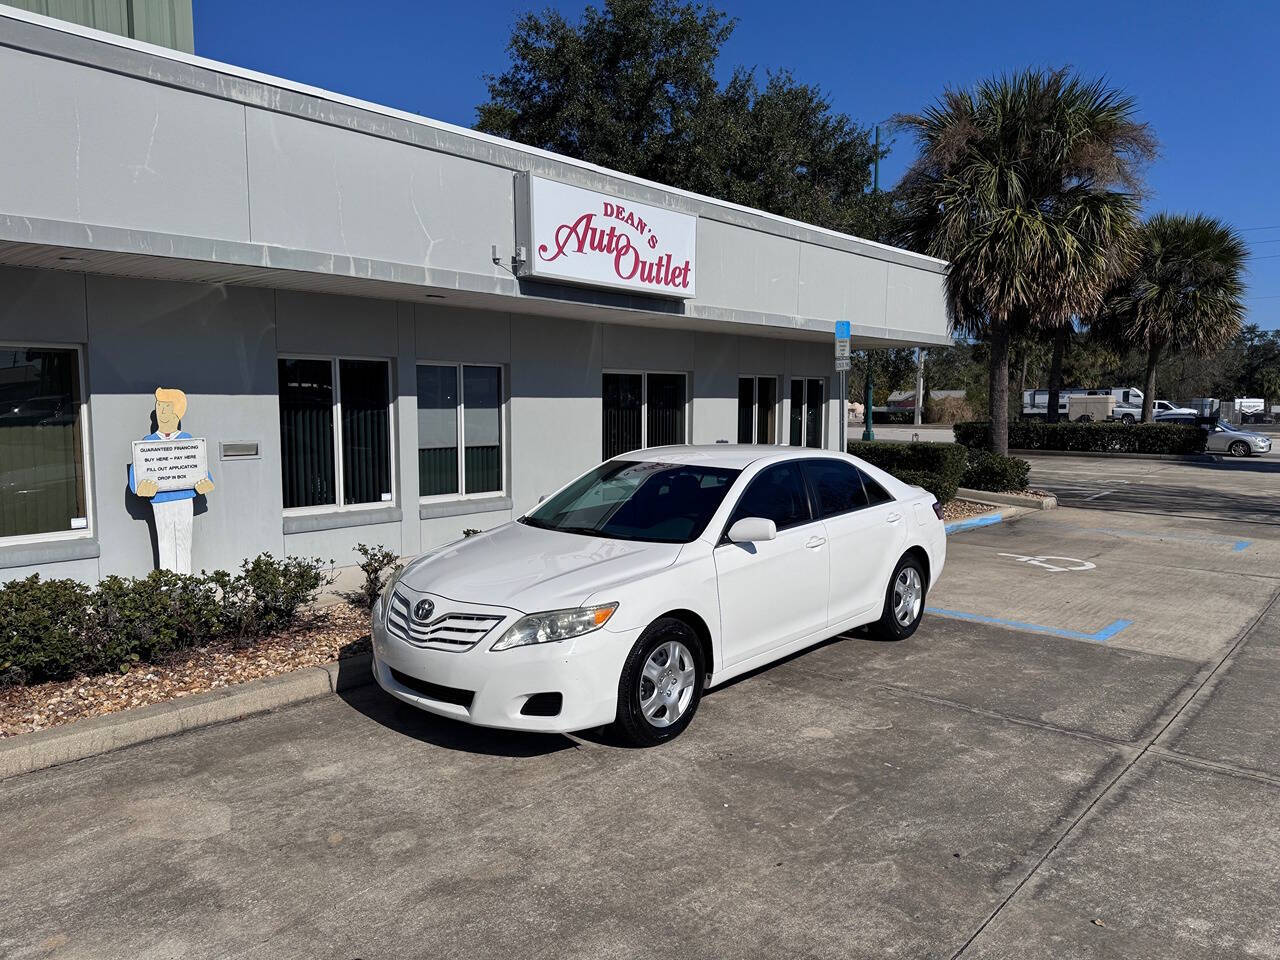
129,388,213,573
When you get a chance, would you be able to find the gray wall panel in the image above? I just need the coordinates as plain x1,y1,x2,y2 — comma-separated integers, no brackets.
691,333,737,445
275,290,398,358
0,266,86,343
798,244,889,327
600,325,694,373
0,46,248,241
414,305,511,364
695,220,800,318
83,276,282,578
245,108,514,279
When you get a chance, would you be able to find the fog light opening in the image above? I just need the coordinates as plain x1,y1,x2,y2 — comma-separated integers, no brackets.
520,692,563,717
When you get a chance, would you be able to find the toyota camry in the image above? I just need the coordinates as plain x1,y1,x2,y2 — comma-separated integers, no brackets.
371,445,946,745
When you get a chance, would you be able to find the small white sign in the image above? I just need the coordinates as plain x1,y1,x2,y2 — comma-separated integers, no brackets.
519,174,697,299
835,357,851,372
132,437,209,492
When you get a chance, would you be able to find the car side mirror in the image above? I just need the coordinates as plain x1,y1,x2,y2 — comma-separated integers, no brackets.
727,517,777,544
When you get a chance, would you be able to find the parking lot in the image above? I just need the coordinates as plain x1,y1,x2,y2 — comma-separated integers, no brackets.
3,455,1280,959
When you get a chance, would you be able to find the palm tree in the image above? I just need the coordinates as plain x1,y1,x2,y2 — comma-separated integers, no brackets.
1102,213,1247,421
894,68,1154,453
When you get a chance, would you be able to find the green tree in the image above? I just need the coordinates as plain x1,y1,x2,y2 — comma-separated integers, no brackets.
893,68,1153,452
476,0,888,237
1101,213,1248,421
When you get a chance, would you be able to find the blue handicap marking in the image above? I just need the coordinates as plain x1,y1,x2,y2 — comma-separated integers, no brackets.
944,512,1009,536
835,320,851,340
927,607,1134,644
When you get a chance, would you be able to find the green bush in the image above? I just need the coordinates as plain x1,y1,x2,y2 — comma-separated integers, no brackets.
962,451,1030,492
0,553,332,686
0,576,92,686
954,420,1206,455
341,543,402,611
848,440,968,504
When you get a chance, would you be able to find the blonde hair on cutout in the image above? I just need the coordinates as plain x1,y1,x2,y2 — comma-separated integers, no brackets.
154,387,188,419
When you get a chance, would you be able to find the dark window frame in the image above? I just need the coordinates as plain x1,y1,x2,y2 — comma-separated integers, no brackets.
278,354,395,513
718,460,818,544
416,361,506,501
602,369,689,459
0,342,92,543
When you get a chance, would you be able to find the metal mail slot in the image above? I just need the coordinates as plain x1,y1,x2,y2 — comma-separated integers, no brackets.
219,441,260,460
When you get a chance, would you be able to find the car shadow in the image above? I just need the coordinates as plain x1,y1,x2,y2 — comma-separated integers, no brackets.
334,655,578,758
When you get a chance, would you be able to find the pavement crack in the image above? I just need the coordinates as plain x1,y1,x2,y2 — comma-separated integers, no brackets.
949,584,1280,959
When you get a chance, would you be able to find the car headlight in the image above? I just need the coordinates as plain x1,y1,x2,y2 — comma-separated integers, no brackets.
491,603,618,651
378,564,408,622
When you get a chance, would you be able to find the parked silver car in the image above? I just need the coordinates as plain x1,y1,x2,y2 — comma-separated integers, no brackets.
1155,414,1273,457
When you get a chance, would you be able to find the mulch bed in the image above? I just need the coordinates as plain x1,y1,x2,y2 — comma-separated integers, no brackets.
0,605,371,739
942,498,998,522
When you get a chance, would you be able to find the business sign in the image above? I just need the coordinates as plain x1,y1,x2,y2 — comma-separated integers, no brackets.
131,437,209,492
517,174,697,299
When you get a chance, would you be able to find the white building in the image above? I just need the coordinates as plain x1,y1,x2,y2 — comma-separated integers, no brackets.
0,7,949,583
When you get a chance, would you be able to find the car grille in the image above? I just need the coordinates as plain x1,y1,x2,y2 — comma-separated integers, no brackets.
384,589,505,651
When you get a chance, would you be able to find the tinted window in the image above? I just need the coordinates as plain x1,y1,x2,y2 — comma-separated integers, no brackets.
523,460,738,544
860,469,894,506
728,462,812,532
800,459,868,518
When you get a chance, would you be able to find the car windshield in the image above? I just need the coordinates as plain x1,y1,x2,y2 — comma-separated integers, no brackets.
521,460,741,544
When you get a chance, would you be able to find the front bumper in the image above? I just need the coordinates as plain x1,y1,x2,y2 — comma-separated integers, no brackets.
371,599,636,734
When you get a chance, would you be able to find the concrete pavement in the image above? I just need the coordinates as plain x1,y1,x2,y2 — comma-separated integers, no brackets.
2,455,1279,959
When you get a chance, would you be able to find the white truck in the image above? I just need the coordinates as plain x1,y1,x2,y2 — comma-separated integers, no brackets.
1022,387,1193,423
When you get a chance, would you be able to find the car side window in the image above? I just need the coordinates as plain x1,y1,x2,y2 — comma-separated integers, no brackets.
800,459,869,518
726,462,812,533
859,469,895,506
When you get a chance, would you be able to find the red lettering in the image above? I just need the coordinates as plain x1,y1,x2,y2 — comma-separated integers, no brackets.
539,209,691,291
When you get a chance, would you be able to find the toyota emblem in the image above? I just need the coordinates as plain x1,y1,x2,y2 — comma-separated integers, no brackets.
412,599,435,622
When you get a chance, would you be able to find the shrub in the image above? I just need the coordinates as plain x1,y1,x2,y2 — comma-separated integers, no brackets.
848,440,968,504
962,451,1030,492
954,420,1206,455
0,576,92,685
342,543,402,611
0,553,332,686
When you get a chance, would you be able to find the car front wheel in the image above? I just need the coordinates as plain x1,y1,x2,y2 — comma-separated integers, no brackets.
614,617,704,746
869,554,927,641
1229,440,1251,458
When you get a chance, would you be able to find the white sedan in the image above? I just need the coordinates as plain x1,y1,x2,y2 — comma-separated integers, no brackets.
372,445,946,745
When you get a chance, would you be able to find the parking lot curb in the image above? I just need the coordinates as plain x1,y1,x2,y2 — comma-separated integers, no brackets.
1010,448,1214,463
0,654,374,781
957,488,1058,510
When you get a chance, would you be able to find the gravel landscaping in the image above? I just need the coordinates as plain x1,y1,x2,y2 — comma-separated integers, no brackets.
942,498,998,522
0,605,370,739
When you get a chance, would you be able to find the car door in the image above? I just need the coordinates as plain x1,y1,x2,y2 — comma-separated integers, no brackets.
713,461,829,668
801,459,908,626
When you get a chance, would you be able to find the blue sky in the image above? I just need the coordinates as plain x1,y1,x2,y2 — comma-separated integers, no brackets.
194,0,1280,330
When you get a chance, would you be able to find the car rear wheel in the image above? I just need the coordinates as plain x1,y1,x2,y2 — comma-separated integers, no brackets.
1229,440,1251,458
614,617,704,746
869,554,927,642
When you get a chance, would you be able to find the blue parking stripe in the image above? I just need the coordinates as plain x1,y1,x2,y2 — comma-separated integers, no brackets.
927,606,1133,644
1234,540,1251,552
944,512,1008,536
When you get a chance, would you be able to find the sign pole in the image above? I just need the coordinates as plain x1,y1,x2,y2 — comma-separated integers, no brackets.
862,351,875,442
834,321,851,451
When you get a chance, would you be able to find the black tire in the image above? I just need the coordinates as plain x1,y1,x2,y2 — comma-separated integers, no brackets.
1229,440,1250,458
1121,414,1135,425
1075,414,1093,423
613,617,705,747
869,554,927,642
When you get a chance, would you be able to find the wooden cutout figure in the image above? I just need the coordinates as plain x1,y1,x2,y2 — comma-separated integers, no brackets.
129,388,214,573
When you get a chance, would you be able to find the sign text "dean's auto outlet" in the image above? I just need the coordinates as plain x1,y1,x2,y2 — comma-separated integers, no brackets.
518,174,698,299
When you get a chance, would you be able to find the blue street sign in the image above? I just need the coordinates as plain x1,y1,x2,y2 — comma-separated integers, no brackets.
835,320,851,340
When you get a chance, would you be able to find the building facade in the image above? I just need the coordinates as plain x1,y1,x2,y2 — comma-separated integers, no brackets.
0,8,950,584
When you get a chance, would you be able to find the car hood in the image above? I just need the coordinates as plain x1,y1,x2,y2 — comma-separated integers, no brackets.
397,521,683,612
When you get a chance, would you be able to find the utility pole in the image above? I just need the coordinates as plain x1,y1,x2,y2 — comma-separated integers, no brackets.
862,125,881,443
914,348,925,426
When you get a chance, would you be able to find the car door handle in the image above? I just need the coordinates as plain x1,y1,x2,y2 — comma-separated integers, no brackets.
886,512,903,524
805,536,827,549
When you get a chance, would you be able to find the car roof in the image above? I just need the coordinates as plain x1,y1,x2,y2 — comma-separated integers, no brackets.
616,444,852,470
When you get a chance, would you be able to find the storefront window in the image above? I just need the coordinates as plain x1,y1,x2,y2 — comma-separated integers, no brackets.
603,371,687,459
0,346,88,539
417,363,504,498
278,357,392,511
738,376,779,443
789,377,825,448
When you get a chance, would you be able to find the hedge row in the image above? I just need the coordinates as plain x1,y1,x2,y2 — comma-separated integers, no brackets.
849,440,1031,503
954,420,1206,455
848,440,968,504
0,554,331,686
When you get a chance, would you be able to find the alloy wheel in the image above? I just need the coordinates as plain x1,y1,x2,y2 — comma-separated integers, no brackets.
893,567,923,627
638,639,697,728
